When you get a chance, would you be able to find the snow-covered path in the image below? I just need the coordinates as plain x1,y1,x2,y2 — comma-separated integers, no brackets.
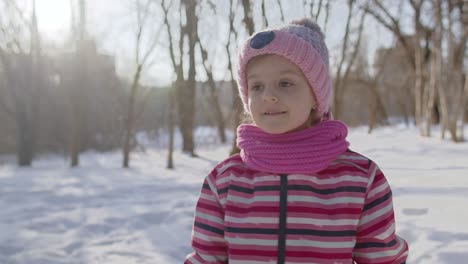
1,124,467,263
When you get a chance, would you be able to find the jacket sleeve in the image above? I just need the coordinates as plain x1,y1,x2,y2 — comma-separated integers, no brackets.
184,170,228,264
353,162,409,264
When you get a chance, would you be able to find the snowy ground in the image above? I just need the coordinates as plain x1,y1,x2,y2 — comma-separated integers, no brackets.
0,124,467,264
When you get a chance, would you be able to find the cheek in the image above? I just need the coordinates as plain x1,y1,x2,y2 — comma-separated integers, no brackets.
247,98,257,114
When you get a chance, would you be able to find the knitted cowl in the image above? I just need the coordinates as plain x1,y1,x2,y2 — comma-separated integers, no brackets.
236,120,350,174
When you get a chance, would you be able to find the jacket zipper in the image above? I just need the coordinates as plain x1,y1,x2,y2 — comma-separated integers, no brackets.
278,174,288,264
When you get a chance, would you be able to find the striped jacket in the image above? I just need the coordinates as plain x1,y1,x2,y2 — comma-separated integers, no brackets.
185,150,409,264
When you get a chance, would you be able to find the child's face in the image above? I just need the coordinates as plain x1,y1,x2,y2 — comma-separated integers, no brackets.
246,55,317,134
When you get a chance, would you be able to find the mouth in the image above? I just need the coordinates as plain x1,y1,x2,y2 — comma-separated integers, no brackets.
264,111,287,116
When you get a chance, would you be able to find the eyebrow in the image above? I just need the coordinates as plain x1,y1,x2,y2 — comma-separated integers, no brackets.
279,69,301,77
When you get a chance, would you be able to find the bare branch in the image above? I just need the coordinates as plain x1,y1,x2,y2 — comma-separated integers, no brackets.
324,0,331,32
261,0,269,27
315,0,324,21
276,0,285,22
161,0,178,71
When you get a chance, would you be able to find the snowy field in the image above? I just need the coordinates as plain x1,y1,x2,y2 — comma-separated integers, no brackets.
0,124,467,264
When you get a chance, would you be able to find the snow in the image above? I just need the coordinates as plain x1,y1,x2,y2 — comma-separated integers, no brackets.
0,124,467,264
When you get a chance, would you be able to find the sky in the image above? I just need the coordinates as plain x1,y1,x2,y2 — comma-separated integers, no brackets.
33,0,399,87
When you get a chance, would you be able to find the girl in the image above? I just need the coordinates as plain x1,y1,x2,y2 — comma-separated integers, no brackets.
185,18,408,264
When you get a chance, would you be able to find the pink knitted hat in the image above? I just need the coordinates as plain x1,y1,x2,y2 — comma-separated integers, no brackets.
237,18,332,115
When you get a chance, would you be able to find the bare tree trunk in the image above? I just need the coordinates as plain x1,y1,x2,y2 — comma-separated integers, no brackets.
226,2,242,155
14,58,35,166
365,0,426,134
424,0,441,138
460,74,468,141
449,1,468,142
123,0,163,167
167,85,176,169
162,0,187,166
368,85,377,134
333,0,355,120
229,0,255,155
241,0,255,34
432,0,449,140
198,37,227,143
178,0,198,156
123,65,141,168
70,0,88,167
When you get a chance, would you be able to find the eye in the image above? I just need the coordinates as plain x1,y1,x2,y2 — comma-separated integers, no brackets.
279,80,293,88
249,83,263,92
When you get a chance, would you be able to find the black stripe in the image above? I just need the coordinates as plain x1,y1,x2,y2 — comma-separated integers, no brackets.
278,174,288,264
226,227,356,237
362,191,392,212
218,187,228,194
355,239,397,249
202,183,210,190
226,227,278,234
194,221,224,236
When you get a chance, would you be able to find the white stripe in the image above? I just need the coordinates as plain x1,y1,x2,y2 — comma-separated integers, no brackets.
225,215,359,226
375,223,395,240
360,202,393,225
230,174,279,185
216,161,243,175
286,239,356,248
216,173,233,185
230,260,275,264
196,211,224,225
198,253,227,262
367,181,389,199
226,236,356,249
336,154,370,161
367,165,379,190
225,215,278,224
199,193,217,203
225,236,277,246
187,257,203,264
194,230,226,242
287,217,359,226
229,195,280,204
288,195,364,205
287,174,368,185
205,175,219,200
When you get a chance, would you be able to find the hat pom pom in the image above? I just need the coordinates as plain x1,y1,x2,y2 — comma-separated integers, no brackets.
290,18,325,38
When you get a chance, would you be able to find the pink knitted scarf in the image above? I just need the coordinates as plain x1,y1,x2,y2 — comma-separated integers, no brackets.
237,120,350,174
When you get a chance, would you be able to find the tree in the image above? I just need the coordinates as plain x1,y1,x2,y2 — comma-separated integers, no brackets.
198,32,227,144
0,0,42,166
333,0,367,121
122,0,163,167
69,0,87,167
179,0,198,156
228,0,255,156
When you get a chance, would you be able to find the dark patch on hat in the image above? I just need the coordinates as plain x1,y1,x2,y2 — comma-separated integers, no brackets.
250,31,275,49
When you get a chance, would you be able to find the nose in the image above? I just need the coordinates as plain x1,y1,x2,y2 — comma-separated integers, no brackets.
262,87,278,102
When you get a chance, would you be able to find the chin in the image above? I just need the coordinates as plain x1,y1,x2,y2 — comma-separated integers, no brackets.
259,126,293,134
